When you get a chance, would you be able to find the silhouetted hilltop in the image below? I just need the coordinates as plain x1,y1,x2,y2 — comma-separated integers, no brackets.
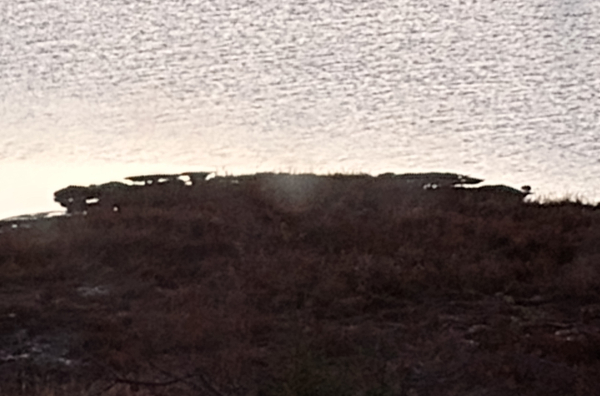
50,171,529,216
1,172,598,395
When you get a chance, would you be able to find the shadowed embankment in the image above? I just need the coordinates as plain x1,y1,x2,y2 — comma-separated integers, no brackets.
0,172,599,395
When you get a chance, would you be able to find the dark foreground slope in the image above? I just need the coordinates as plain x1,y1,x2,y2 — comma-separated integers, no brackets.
1,173,600,395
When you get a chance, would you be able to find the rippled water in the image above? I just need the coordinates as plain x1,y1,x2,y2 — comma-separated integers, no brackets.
1,0,599,217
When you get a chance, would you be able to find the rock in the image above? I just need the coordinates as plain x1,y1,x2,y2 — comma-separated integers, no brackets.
181,172,211,186
53,186,95,213
125,174,184,186
378,172,484,188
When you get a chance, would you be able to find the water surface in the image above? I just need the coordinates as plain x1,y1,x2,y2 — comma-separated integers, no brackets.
1,0,599,218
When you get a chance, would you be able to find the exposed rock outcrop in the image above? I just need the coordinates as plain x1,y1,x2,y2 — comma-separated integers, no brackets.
53,185,96,214
125,174,185,186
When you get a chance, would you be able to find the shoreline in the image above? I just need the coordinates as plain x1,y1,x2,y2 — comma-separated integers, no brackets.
2,165,599,221
3,170,545,223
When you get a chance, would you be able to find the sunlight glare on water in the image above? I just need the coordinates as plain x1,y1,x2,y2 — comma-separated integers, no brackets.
1,0,599,217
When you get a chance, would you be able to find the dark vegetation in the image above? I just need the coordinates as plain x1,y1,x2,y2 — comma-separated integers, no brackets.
1,172,599,395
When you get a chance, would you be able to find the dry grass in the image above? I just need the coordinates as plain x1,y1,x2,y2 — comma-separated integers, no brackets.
1,173,600,395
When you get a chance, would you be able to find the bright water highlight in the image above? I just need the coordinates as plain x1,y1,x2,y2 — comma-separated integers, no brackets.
1,0,599,218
